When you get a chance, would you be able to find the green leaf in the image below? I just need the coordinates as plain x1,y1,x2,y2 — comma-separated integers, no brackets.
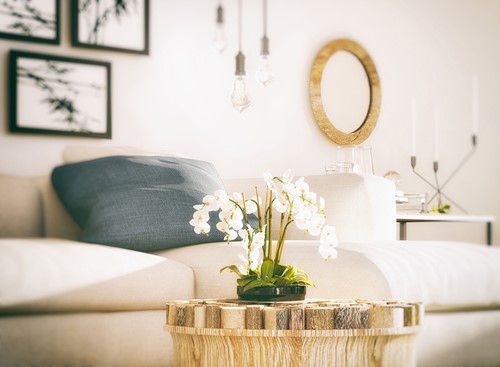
220,265,244,278
273,276,293,287
282,265,297,279
260,259,274,282
243,279,275,292
273,264,288,277
237,276,256,288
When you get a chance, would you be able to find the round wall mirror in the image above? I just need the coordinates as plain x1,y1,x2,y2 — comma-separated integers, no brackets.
310,39,380,145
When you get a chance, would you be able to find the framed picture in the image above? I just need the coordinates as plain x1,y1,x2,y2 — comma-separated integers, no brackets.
0,0,60,44
71,0,149,55
9,50,112,139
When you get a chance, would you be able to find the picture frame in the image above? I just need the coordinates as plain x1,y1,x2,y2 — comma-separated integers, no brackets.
0,0,60,44
9,50,112,139
71,0,149,55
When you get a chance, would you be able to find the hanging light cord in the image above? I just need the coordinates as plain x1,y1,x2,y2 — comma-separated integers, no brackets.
263,0,267,37
235,0,245,75
238,0,243,52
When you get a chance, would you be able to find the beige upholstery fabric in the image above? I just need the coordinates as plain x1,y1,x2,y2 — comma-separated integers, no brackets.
224,173,397,242
62,144,189,164
160,240,500,307
0,238,195,313
0,174,43,237
33,176,80,240
159,241,393,301
0,310,173,367
417,311,500,366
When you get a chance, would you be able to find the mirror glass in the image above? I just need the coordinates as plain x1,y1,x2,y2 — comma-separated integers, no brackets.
320,51,370,133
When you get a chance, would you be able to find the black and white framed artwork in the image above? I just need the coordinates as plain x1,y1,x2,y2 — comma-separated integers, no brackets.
71,0,149,55
9,50,112,139
0,0,60,44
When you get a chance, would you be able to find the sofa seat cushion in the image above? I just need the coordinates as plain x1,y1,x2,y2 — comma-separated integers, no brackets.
159,240,500,308
52,156,226,252
0,238,194,313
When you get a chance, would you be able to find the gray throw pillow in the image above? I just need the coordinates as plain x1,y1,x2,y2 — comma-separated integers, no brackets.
51,156,226,252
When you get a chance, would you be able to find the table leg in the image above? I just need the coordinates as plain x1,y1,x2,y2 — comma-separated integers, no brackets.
399,222,407,240
487,222,492,246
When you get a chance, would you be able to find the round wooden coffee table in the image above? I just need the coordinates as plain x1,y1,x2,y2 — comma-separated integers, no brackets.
164,299,422,367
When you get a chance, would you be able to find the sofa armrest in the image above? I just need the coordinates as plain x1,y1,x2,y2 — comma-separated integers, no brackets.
0,174,43,237
33,176,80,240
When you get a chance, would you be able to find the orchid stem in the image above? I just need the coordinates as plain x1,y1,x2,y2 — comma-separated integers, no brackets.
255,186,262,231
268,190,273,260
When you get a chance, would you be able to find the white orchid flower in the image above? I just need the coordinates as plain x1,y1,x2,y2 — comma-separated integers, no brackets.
216,221,229,232
294,177,309,193
224,229,238,241
238,228,249,240
214,190,229,204
238,253,248,263
218,210,231,223
191,221,210,235
293,210,311,231
237,264,248,276
191,209,209,224
221,200,235,212
319,197,325,210
263,172,274,189
202,195,219,211
245,199,258,214
281,169,293,183
272,198,288,213
303,191,317,204
320,225,338,247
249,248,262,271
319,244,338,260
231,220,243,231
251,232,265,250
232,192,243,203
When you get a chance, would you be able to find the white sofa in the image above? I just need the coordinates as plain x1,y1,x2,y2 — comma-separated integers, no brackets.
1,147,500,366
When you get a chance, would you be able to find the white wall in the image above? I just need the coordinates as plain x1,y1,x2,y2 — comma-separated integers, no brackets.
0,0,499,245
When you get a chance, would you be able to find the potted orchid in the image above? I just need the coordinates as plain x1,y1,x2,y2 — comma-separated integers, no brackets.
190,170,338,301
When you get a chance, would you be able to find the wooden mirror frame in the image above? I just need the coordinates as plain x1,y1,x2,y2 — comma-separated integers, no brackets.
309,39,380,145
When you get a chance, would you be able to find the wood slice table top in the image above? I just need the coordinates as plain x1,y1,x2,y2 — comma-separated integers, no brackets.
164,298,423,332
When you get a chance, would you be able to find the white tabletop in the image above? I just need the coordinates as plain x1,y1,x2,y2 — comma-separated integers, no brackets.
396,213,495,223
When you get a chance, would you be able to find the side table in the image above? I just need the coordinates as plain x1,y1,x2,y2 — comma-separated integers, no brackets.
397,214,495,245
164,298,422,367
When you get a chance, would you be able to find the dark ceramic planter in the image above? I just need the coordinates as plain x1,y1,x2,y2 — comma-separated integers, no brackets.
237,286,306,302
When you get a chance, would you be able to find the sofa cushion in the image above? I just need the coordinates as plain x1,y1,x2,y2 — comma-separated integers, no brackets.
62,144,190,164
159,240,500,308
0,238,194,313
52,156,226,251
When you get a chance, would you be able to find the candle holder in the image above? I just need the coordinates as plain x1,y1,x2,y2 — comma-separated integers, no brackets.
410,135,477,214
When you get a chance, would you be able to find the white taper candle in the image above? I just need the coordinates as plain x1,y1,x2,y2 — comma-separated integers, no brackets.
472,75,479,136
411,98,417,157
434,105,439,162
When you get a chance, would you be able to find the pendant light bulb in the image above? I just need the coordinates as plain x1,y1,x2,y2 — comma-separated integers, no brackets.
231,52,251,112
213,5,226,53
256,36,274,86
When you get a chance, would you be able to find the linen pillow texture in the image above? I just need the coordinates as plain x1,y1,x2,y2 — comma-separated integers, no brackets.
51,156,226,252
